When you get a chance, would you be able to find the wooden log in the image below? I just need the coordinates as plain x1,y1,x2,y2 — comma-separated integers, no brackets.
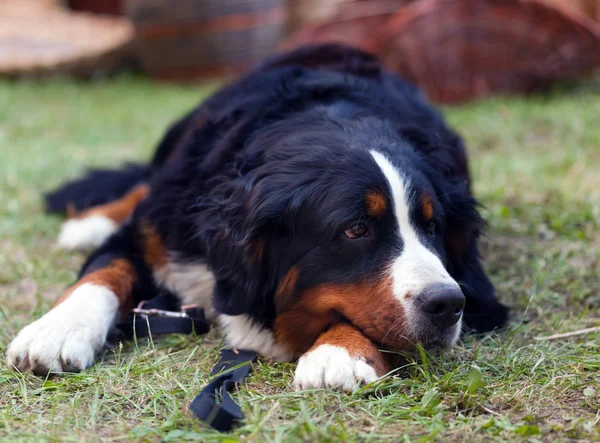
0,0,133,78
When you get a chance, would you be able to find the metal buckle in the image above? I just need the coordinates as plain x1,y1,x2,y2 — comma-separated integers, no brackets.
132,301,198,319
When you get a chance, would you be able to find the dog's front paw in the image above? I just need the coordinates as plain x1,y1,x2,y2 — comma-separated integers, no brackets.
294,344,379,391
6,284,118,375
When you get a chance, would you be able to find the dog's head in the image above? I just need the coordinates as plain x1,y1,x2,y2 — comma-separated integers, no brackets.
206,113,492,357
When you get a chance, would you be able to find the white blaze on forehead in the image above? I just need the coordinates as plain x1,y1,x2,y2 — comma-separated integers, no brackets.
370,151,459,303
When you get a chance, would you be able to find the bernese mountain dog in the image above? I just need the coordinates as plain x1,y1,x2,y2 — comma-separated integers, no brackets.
7,44,508,390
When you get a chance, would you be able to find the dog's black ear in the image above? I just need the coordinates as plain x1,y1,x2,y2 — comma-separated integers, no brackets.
203,158,309,318
451,243,509,333
208,233,271,317
442,184,509,333
203,183,273,317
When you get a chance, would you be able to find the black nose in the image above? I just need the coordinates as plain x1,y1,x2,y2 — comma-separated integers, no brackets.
419,287,465,329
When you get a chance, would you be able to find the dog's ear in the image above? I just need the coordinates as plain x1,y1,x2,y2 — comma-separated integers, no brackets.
203,182,272,317
204,161,310,317
208,231,272,317
441,182,509,333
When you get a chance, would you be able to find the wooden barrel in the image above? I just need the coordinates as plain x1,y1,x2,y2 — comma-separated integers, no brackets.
125,0,286,80
68,0,124,15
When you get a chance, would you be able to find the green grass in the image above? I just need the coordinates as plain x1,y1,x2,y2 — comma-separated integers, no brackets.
1,76,599,442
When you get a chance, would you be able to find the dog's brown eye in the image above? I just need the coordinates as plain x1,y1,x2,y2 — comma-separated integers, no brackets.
427,222,436,237
344,223,368,239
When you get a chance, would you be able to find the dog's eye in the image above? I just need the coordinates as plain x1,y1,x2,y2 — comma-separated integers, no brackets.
427,222,436,237
344,223,369,239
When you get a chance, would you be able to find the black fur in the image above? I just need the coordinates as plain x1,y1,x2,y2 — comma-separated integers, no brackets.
57,44,508,346
45,163,147,213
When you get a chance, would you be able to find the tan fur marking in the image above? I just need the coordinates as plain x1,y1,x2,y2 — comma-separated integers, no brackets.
245,238,265,263
275,276,409,357
366,191,387,218
74,184,149,224
55,259,136,314
421,190,434,222
140,222,168,269
275,266,299,313
309,323,391,376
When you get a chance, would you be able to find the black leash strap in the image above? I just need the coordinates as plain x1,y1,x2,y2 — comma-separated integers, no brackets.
118,305,210,340
189,349,258,432
116,294,257,432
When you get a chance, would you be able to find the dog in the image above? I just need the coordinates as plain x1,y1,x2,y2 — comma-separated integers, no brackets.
7,44,508,390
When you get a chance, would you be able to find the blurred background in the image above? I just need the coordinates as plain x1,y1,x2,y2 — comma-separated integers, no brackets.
2,0,600,103
1,3,600,440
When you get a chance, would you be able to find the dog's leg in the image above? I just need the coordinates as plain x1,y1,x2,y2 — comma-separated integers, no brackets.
293,323,390,391
7,255,138,375
58,184,149,250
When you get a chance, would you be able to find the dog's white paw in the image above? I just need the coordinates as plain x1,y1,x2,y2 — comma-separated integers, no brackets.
6,284,118,374
294,344,379,391
57,215,117,250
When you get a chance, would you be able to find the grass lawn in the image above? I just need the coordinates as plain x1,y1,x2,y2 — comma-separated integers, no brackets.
0,76,599,442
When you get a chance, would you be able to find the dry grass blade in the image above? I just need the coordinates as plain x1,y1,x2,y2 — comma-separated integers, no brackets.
535,326,600,341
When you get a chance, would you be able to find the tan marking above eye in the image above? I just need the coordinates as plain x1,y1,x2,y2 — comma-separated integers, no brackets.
366,191,387,218
421,190,434,222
